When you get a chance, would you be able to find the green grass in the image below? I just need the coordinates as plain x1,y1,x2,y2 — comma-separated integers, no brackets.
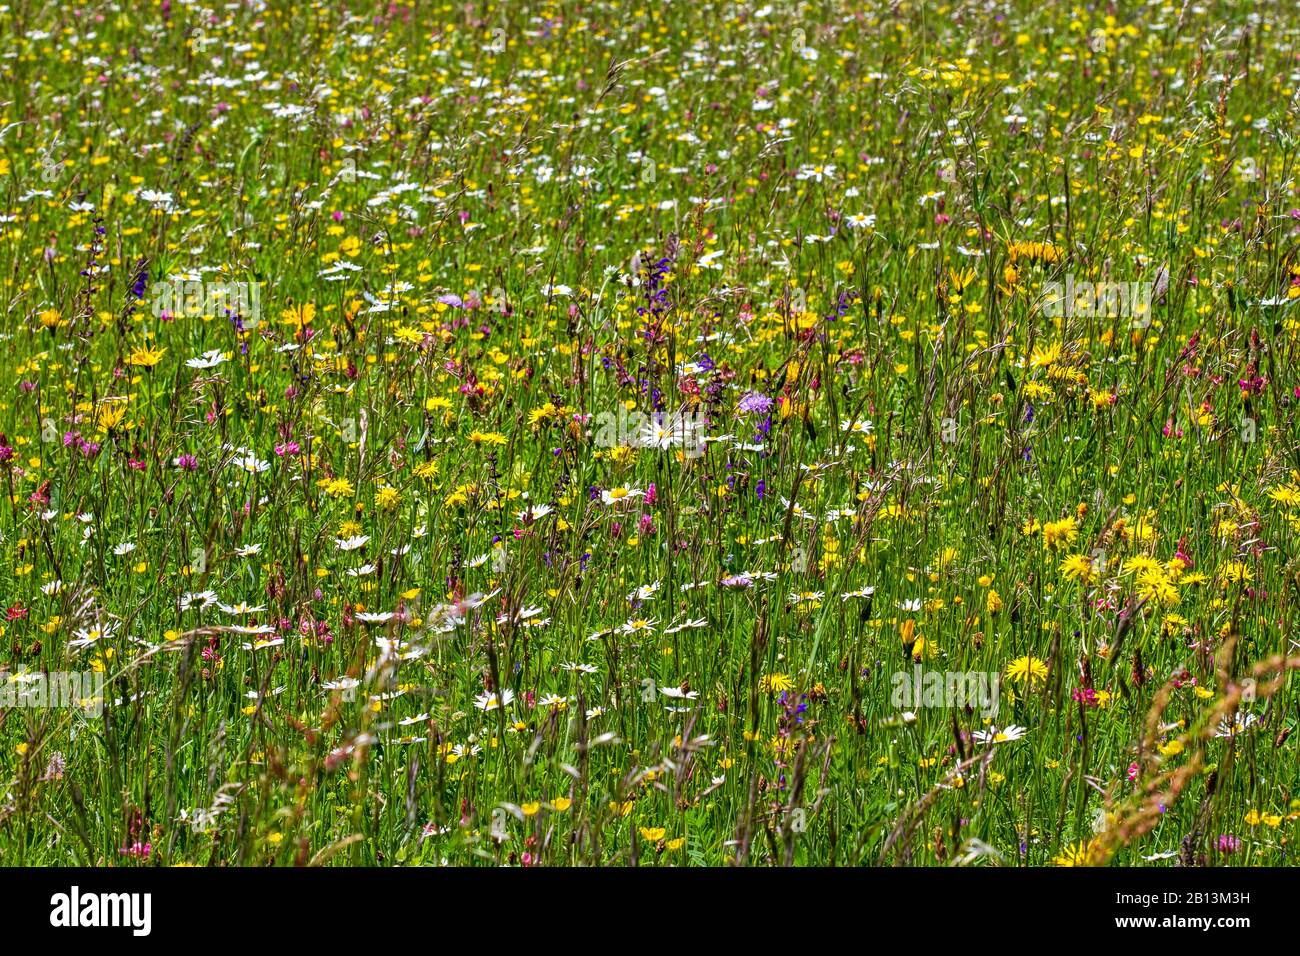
0,0,1297,866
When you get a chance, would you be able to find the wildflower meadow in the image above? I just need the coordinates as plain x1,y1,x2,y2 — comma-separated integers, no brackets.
0,0,1298,873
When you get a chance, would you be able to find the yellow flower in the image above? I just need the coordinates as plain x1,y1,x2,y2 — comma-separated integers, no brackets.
128,345,166,368
759,672,793,694
528,402,567,425
1060,553,1094,581
551,796,571,812
281,302,316,327
1006,655,1048,688
1266,484,1300,508
1137,568,1180,606
1007,239,1061,265
1041,516,1079,549
910,635,938,661
948,267,977,293
1218,561,1252,585
324,477,355,498
96,402,128,432
639,827,667,842
1052,837,1106,867
1030,342,1063,369
521,802,541,817
899,619,916,645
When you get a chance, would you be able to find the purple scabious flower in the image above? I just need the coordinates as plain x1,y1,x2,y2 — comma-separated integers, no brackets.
737,391,774,415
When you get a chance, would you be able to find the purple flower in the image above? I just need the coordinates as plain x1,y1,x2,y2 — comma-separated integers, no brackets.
129,260,149,300
738,391,774,415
